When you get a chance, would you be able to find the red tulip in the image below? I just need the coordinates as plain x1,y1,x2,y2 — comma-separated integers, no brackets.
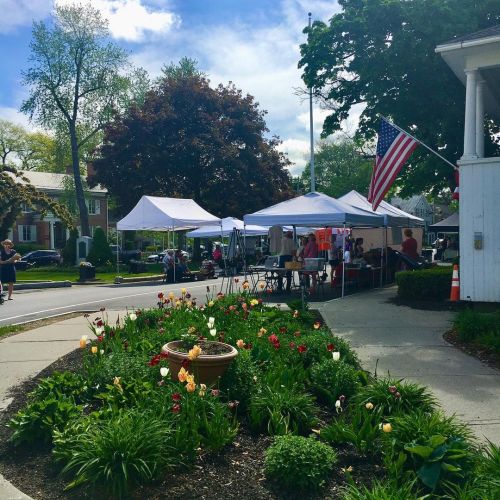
327,343,335,352
172,403,181,413
172,393,182,402
297,345,307,353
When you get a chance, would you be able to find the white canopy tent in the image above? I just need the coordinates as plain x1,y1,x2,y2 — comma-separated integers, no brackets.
243,192,384,227
339,190,424,227
186,217,267,238
117,196,221,231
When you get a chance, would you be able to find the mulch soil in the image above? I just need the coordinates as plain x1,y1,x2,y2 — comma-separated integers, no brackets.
444,329,500,371
0,350,384,500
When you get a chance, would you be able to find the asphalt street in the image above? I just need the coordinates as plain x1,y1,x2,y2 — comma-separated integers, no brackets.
0,280,229,326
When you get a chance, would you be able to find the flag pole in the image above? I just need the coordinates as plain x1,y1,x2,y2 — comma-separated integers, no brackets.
379,115,457,171
308,12,316,192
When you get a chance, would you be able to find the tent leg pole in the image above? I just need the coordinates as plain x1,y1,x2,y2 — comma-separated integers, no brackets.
172,227,176,284
380,227,385,288
243,224,247,282
342,224,346,299
117,230,120,277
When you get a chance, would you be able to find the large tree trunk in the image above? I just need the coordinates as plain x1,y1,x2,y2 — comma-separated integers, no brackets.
69,122,90,236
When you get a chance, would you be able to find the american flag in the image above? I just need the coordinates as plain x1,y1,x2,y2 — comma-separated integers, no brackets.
368,119,418,210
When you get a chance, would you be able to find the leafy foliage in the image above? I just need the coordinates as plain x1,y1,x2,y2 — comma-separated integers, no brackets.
396,267,453,301
264,435,337,491
310,359,359,406
454,309,500,353
29,371,90,404
87,227,113,266
92,64,293,219
61,228,79,266
299,0,500,195
342,478,419,500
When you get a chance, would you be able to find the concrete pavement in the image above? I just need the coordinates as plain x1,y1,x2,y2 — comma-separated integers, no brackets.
318,287,500,443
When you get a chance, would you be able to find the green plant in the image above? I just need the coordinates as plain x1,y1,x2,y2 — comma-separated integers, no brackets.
249,385,317,435
310,359,359,406
15,242,46,255
219,349,259,410
298,332,360,368
61,228,79,266
29,371,90,404
264,435,337,491
9,398,82,445
320,404,381,456
454,309,500,352
384,411,475,493
53,409,175,497
86,227,113,267
352,377,436,416
396,267,453,301
342,478,419,499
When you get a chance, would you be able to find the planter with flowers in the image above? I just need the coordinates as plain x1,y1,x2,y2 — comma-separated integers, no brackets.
79,261,96,281
162,317,238,385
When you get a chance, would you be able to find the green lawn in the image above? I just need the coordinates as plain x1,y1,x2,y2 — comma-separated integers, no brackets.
0,324,23,338
16,263,165,284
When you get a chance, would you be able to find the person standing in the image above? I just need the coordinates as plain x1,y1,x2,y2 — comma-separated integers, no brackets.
401,228,419,266
303,233,319,292
328,233,341,285
278,230,296,292
0,239,21,300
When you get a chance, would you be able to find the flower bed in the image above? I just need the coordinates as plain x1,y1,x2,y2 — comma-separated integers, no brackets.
1,289,499,499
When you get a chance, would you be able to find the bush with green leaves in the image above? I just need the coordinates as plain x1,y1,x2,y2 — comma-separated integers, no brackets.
310,359,359,406
9,398,82,445
264,435,337,491
396,266,452,301
454,309,500,353
219,349,259,410
53,409,175,497
352,377,436,417
383,411,475,493
29,371,91,404
86,227,113,267
249,384,316,435
342,478,418,500
61,228,79,266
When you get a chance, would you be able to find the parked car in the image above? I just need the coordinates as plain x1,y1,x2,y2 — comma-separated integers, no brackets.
110,245,142,263
20,250,61,266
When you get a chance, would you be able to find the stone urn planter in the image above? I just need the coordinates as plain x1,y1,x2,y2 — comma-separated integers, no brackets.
162,340,238,385
79,265,96,281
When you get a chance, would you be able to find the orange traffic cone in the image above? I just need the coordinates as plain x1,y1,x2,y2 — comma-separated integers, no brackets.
450,264,460,301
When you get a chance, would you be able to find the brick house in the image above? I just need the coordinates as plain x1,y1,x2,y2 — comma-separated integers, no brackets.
8,171,108,250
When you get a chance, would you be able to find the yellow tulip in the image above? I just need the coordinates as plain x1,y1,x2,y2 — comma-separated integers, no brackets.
382,423,392,433
257,327,267,338
236,339,245,348
186,373,195,384
91,346,98,354
79,335,88,349
242,281,249,290
365,402,374,410
186,381,196,393
208,300,214,307
181,288,187,295
168,292,175,300
178,367,188,383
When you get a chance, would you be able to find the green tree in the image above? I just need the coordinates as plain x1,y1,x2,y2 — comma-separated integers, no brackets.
61,227,79,266
87,227,113,267
91,66,293,218
0,119,25,166
300,140,372,198
299,0,500,196
21,3,132,236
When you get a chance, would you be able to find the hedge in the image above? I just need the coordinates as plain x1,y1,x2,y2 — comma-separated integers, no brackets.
395,267,453,301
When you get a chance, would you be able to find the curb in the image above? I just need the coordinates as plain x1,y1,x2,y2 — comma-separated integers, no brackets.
0,474,32,500
14,281,72,290
114,275,165,284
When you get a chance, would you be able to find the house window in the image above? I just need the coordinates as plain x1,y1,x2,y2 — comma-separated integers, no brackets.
18,225,37,242
21,202,34,213
87,198,101,215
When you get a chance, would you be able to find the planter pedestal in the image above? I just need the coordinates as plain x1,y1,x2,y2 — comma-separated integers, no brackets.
162,340,238,385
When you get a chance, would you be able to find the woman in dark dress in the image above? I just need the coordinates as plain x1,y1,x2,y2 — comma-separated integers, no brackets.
0,239,21,300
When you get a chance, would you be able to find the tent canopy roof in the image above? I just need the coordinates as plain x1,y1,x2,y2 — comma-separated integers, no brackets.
117,196,220,231
186,217,268,238
339,190,424,227
243,191,384,227
429,212,459,232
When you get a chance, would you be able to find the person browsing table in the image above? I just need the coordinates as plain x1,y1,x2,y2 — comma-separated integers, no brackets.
278,230,296,292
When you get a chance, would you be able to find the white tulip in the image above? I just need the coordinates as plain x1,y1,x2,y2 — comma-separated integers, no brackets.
210,328,217,337
95,327,104,335
100,349,104,355
128,313,137,321
160,367,169,377
332,351,340,361
335,400,341,409
208,317,215,325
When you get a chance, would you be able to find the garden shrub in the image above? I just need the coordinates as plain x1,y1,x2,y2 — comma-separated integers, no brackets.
29,371,91,404
9,398,82,445
396,267,453,301
54,409,175,497
219,349,259,410
61,228,79,266
454,309,500,352
249,384,316,435
383,411,475,493
310,359,359,406
352,377,436,417
264,435,337,491
15,242,45,255
86,227,113,267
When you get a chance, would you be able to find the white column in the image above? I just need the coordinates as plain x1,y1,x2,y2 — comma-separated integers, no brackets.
462,69,478,160
476,78,485,158
49,221,55,249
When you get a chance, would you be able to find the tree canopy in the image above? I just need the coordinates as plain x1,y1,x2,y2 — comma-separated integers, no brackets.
21,3,138,235
299,0,500,196
300,140,372,198
91,70,293,218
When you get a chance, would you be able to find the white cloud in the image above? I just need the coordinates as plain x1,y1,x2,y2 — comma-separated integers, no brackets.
278,138,309,175
0,107,33,129
0,0,52,33
56,0,179,42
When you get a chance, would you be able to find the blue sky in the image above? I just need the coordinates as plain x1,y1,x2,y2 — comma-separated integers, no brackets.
0,0,362,174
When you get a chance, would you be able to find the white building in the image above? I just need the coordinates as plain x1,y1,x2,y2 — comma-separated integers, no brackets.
436,25,500,302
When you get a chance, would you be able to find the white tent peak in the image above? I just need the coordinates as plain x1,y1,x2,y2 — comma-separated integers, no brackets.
186,217,268,238
117,196,221,231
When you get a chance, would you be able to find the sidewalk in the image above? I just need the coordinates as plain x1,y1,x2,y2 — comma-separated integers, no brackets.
0,311,125,500
318,287,500,443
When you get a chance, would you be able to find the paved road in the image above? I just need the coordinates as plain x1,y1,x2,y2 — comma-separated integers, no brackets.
0,280,228,326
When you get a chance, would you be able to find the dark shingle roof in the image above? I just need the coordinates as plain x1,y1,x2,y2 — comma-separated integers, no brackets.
441,24,500,46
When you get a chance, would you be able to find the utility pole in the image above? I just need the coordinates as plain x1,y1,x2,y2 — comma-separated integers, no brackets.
308,12,316,192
